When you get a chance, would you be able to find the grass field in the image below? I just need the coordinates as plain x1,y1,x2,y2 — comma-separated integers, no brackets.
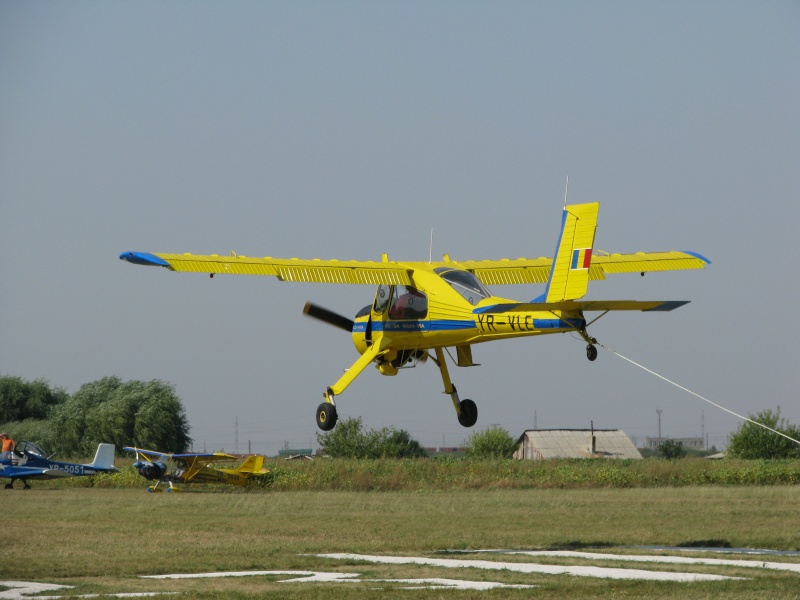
4,477,800,598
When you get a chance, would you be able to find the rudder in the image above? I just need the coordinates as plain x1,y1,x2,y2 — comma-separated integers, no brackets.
535,202,599,303
90,443,116,470
237,455,266,474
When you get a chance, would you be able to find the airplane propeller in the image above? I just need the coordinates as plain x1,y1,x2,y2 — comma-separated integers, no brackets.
303,302,355,332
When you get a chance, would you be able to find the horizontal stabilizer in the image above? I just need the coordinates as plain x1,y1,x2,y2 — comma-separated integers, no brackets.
476,300,690,314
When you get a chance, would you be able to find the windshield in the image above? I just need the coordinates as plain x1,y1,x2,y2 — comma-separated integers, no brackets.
16,441,47,457
434,268,491,305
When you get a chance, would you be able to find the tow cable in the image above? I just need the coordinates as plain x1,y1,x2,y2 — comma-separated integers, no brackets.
598,342,800,447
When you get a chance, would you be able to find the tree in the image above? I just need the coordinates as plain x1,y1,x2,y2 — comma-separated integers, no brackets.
131,383,191,453
0,376,192,456
48,376,125,455
316,417,426,459
374,428,426,459
0,375,68,422
17,376,192,456
727,407,800,459
659,439,686,460
464,425,518,459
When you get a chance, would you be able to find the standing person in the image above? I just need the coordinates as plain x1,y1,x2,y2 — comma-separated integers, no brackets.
0,433,15,461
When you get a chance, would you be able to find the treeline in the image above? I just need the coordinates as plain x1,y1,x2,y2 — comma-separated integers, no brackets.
0,375,191,456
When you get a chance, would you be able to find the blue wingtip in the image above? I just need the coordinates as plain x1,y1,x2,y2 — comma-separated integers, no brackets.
683,251,712,265
119,251,170,267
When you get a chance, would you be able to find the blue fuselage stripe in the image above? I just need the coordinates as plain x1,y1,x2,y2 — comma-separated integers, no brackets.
353,320,475,333
352,318,579,333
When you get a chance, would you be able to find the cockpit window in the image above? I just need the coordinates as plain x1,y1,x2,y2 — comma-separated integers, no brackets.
434,268,491,306
388,285,428,320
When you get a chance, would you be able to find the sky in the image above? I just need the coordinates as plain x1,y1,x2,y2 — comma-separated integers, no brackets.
1,1,798,456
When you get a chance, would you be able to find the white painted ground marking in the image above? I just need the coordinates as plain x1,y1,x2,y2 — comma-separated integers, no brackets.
141,570,533,589
0,582,67,599
141,570,358,582
501,550,800,574
362,578,535,590
41,592,172,600
0,581,171,599
315,553,742,582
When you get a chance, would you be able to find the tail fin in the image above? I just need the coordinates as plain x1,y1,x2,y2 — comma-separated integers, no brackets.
88,443,117,470
237,454,266,474
534,202,599,303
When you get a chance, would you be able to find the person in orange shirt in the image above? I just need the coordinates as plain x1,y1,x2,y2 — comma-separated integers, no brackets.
0,433,15,461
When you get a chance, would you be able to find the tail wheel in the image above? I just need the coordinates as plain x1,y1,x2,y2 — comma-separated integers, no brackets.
586,344,598,361
316,402,338,431
457,399,478,428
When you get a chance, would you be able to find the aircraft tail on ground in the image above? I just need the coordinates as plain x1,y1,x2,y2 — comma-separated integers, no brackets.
88,443,117,470
237,455,266,474
533,202,599,303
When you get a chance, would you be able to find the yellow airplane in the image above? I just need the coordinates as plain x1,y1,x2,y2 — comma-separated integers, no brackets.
123,447,268,492
120,202,709,432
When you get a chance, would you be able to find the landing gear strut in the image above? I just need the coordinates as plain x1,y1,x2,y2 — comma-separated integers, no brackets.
433,347,478,428
577,325,598,362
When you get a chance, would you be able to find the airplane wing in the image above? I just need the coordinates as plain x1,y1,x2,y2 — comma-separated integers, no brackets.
180,452,240,483
120,252,412,285
174,452,239,462
120,250,708,288
123,447,172,461
0,466,67,479
477,300,690,314
451,251,710,286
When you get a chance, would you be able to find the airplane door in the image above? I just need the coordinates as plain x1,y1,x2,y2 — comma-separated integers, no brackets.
370,284,393,345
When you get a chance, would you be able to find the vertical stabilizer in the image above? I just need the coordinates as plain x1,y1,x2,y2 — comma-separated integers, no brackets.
89,443,116,470
237,454,266,474
534,202,599,303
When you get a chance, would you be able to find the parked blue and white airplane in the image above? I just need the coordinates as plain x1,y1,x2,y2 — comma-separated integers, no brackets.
0,441,118,489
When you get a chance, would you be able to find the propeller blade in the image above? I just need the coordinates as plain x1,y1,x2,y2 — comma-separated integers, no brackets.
303,302,355,332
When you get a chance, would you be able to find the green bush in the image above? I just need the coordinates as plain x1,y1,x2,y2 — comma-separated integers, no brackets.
728,407,800,459
463,425,517,459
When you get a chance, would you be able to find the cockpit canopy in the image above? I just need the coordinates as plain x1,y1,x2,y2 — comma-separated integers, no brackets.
434,267,492,306
15,441,47,457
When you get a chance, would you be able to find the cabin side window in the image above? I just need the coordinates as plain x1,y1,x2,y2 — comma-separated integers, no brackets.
388,285,428,320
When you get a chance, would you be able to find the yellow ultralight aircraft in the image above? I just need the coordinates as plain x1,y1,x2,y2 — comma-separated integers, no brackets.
120,202,709,432
123,447,268,492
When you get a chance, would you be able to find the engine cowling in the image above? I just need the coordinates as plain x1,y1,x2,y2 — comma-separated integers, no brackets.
133,461,167,481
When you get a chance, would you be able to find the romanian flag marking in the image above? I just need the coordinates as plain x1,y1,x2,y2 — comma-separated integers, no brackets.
571,248,592,270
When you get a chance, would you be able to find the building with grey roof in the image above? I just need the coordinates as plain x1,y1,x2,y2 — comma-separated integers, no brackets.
513,429,642,460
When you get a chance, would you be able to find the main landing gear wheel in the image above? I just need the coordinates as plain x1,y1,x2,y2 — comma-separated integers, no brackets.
457,399,478,428
316,402,338,431
586,344,598,361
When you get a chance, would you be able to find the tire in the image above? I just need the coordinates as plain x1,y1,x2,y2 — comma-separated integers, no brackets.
316,402,338,431
458,399,478,427
586,344,598,361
